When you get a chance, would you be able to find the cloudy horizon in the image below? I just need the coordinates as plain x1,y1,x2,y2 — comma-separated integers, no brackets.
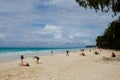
0,0,117,47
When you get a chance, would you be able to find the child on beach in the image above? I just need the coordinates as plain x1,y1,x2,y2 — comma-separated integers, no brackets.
33,56,40,64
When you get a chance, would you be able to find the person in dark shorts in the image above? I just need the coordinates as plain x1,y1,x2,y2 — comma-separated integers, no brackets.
20,55,24,63
33,56,40,64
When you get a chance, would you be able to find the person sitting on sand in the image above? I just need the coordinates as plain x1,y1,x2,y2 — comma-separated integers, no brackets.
81,53,85,56
20,55,24,63
33,56,40,64
19,62,30,67
111,52,116,57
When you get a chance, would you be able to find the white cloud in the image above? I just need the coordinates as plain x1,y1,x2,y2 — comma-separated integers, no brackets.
0,34,5,38
44,25,62,33
0,0,117,47
0,0,34,14
54,34,62,39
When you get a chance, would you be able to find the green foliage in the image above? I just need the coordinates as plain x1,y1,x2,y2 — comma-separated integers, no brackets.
96,20,120,49
76,0,120,49
76,0,120,15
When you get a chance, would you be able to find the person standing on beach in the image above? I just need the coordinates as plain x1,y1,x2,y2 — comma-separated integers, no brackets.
66,50,69,56
51,51,53,56
20,55,24,63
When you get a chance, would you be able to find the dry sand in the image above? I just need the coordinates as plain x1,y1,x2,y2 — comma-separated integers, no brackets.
0,48,120,80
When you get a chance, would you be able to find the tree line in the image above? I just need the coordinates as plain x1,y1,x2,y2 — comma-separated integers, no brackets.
96,19,120,49
76,0,120,49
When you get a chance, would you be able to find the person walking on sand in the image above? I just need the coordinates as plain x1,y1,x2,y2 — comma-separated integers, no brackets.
33,56,40,64
20,55,24,63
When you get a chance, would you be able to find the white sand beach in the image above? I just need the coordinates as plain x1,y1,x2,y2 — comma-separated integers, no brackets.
0,48,120,80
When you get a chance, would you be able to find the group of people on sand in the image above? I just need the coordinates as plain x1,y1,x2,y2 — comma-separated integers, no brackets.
66,49,85,56
66,48,116,58
19,49,116,66
19,55,40,67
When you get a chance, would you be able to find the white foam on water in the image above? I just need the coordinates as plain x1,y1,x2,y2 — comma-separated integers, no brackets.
0,48,83,63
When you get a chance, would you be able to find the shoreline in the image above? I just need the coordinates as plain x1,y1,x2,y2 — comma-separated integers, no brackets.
0,48,84,63
0,48,118,63
0,48,120,80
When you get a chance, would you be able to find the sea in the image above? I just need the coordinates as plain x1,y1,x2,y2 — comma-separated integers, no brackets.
0,47,85,63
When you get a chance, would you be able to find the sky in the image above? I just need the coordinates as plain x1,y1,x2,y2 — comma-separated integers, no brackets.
0,0,117,48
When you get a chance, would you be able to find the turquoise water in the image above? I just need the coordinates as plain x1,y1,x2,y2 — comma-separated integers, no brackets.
0,47,84,63
0,47,83,54
0,47,57,53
